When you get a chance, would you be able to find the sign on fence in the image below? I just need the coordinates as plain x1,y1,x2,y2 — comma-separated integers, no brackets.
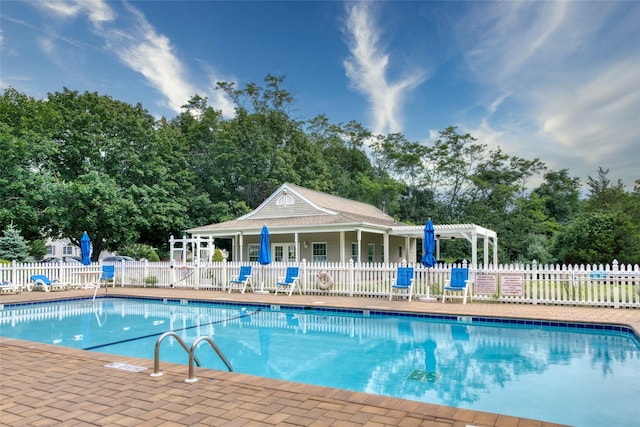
475,274,497,295
501,275,524,297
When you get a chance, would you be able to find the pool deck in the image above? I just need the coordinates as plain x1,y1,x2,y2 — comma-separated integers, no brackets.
2,288,638,427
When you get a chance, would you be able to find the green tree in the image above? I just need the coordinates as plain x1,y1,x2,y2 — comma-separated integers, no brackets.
46,172,138,261
532,169,581,225
427,127,486,220
0,224,30,262
215,77,332,207
553,211,639,265
42,89,195,256
552,168,640,264
0,88,57,242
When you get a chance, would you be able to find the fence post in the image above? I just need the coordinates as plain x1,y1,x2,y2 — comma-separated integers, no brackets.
613,259,619,309
348,259,354,297
301,259,307,292
12,259,17,287
221,259,227,291
117,261,124,287
143,259,149,288
194,259,200,290
531,260,538,305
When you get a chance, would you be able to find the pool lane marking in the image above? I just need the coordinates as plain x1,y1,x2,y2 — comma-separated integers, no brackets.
82,308,262,351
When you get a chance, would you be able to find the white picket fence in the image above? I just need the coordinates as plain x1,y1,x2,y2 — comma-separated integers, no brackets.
1,259,638,308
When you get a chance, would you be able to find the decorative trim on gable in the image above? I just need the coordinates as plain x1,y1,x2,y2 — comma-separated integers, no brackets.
239,184,336,221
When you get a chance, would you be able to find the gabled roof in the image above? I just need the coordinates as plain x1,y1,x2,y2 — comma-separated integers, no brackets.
187,183,407,236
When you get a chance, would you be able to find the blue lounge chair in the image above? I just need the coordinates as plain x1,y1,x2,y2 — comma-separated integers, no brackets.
100,265,115,292
275,267,301,296
442,268,471,304
29,275,68,292
228,265,253,294
390,267,415,301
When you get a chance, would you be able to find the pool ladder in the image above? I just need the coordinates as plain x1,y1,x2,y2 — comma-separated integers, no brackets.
150,331,233,383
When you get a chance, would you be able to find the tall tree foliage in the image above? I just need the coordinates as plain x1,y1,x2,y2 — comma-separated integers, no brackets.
215,76,332,207
1,82,638,264
0,88,57,243
553,168,640,264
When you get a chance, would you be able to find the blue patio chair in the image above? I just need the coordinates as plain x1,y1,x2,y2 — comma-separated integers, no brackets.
275,267,302,296
442,268,471,304
29,274,68,292
100,265,115,292
229,265,253,294
389,267,415,301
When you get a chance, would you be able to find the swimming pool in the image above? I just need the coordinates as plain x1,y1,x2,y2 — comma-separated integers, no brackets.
1,297,638,427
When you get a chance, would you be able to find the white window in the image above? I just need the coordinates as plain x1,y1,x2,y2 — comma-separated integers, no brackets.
274,244,296,262
398,246,403,258
63,246,74,256
368,243,375,262
351,242,358,262
380,244,385,262
46,246,55,255
248,244,259,262
312,243,327,262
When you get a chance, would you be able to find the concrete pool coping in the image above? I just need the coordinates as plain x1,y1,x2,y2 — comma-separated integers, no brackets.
2,287,638,426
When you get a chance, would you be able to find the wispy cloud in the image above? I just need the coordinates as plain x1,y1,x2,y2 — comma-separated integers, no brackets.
101,3,197,114
343,2,426,136
454,1,640,186
33,0,234,117
37,0,115,25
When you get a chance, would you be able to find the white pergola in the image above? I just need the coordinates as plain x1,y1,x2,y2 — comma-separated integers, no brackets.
390,223,498,268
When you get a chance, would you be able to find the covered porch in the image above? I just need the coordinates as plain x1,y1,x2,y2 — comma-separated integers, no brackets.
177,222,497,268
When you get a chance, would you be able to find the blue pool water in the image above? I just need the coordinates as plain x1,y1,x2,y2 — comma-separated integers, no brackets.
1,297,638,427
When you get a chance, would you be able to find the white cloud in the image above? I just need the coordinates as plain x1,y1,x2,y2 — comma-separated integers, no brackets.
453,1,640,187
343,2,426,136
37,37,55,55
36,0,116,24
32,0,234,117
102,4,196,113
535,56,640,183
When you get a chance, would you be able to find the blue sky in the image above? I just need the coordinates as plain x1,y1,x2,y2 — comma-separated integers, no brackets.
2,1,639,189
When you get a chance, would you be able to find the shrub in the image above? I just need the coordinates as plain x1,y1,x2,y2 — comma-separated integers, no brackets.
121,244,160,262
212,248,225,262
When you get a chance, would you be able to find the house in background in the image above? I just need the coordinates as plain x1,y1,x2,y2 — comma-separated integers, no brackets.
44,238,81,261
45,239,116,262
187,183,498,266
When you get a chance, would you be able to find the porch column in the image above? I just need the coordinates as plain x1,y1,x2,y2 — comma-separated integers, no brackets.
238,233,244,262
404,236,410,262
471,230,478,268
493,236,498,266
340,231,346,262
294,232,300,262
357,229,362,263
484,235,489,268
384,232,389,264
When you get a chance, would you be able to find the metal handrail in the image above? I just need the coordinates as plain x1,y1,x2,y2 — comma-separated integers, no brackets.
150,331,201,377
186,336,233,383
